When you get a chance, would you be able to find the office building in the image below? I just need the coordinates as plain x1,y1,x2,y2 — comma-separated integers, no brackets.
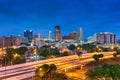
34,33,41,48
69,32,77,40
0,35,21,48
54,26,61,41
96,32,116,44
77,27,83,41
49,31,52,41
24,30,33,42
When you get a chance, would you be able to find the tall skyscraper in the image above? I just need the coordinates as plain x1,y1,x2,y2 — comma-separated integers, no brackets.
49,31,52,41
77,27,83,41
24,30,33,42
54,26,61,41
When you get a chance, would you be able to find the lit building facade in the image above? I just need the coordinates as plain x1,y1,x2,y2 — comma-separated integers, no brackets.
77,27,83,41
69,32,77,40
54,26,61,41
0,36,21,48
24,30,33,42
34,33,42,48
96,32,116,44
49,31,52,41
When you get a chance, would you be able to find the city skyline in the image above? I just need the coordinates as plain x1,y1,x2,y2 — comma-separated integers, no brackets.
0,0,120,39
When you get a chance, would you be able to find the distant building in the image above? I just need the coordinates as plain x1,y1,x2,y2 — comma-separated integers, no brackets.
62,32,78,42
20,36,28,44
49,31,52,41
62,36,75,42
34,33,42,48
69,32,77,40
87,36,96,42
96,32,116,44
24,30,33,42
0,35,21,48
77,27,83,41
54,26,61,41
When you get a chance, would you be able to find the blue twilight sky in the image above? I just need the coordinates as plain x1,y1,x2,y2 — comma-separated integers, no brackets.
0,0,120,39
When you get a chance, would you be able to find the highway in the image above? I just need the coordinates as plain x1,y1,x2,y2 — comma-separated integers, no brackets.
0,52,114,80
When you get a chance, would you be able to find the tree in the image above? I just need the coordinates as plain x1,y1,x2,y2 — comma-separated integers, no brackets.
2,55,11,66
51,48,60,57
67,44,76,50
76,51,83,59
92,54,104,62
61,51,69,56
2,48,26,66
5,48,16,65
17,47,28,55
49,64,57,78
35,64,68,80
38,46,50,58
86,64,120,80
36,64,50,80
82,43,96,52
113,48,120,58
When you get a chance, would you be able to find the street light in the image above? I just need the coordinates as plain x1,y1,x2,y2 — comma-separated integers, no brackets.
33,49,37,60
110,46,114,51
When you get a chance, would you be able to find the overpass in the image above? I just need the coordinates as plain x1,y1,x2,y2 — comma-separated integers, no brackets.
0,52,114,80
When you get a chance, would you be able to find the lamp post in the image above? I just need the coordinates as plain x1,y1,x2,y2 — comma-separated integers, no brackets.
3,53,6,80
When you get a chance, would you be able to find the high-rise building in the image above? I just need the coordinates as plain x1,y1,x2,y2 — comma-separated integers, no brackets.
34,33,41,48
77,27,83,41
96,32,116,44
69,32,77,40
24,30,33,42
49,31,52,41
0,35,21,48
54,26,61,41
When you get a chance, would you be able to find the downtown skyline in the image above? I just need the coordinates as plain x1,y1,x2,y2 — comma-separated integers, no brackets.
0,0,120,39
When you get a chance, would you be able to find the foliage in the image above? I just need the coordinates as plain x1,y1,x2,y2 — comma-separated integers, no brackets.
86,64,120,80
61,51,69,56
38,46,50,58
92,54,104,61
35,64,67,80
102,47,109,52
51,48,60,56
113,48,120,58
76,51,83,59
82,43,96,52
2,47,27,66
67,44,76,50
16,47,28,55
38,46,60,58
